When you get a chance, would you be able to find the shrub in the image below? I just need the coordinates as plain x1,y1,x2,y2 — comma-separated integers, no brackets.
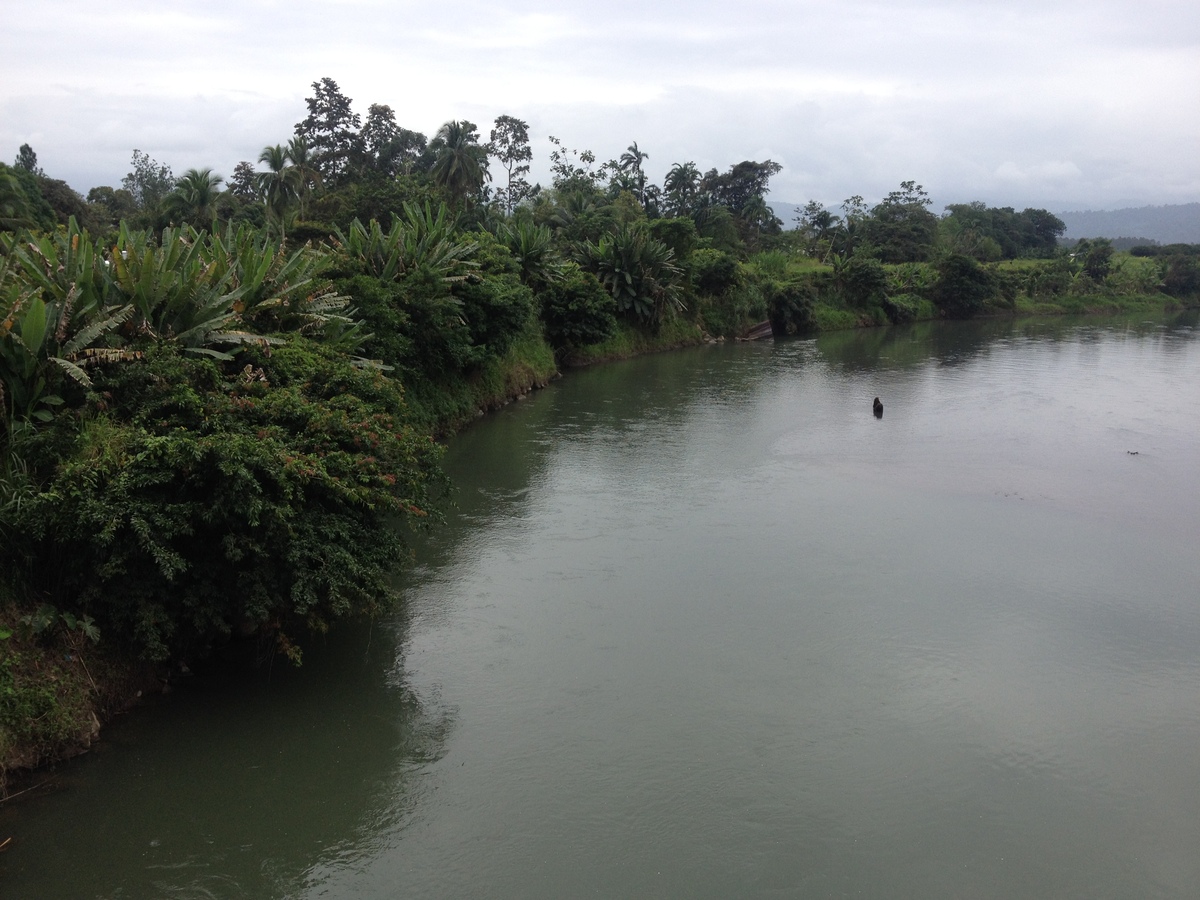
689,248,741,297
537,263,617,352
931,254,997,319
1162,255,1200,299
5,341,445,662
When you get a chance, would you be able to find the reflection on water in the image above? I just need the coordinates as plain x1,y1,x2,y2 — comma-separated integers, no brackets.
3,314,1199,899
0,613,453,897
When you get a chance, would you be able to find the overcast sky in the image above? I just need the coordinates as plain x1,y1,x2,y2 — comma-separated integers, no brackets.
3,0,1198,214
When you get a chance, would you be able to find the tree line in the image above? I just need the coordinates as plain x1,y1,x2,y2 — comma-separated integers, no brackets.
2,75,1197,700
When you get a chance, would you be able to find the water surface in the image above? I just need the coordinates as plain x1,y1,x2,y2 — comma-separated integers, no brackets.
3,314,1199,898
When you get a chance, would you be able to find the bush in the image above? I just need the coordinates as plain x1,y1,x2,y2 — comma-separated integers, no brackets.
1162,255,1200,299
881,292,931,323
840,256,888,309
453,232,538,361
537,263,617,352
931,254,997,319
766,278,817,334
5,342,446,662
689,248,741,297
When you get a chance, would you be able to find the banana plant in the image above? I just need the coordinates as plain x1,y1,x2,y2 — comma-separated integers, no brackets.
1,250,134,426
205,222,358,344
331,202,479,284
584,223,684,325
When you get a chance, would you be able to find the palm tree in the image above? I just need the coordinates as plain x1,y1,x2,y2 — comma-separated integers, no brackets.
430,121,490,207
285,137,322,219
618,142,649,203
257,145,296,231
663,162,700,217
164,168,223,228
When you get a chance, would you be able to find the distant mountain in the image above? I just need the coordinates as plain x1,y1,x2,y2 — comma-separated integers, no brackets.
770,202,800,228
1057,204,1200,245
769,201,1200,245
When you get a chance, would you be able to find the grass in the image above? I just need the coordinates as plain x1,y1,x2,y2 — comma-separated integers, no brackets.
566,316,706,366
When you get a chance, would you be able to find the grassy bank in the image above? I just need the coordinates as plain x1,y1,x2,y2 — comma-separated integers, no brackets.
565,316,707,366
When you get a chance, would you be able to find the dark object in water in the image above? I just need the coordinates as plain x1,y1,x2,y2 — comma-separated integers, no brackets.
873,397,883,418
740,320,773,341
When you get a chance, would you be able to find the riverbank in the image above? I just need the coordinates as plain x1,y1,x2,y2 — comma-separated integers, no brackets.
1,289,1191,796
0,314,711,795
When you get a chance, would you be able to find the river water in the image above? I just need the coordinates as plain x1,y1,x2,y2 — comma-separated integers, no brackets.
3,314,1200,898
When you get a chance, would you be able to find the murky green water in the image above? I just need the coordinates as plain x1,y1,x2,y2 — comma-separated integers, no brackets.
4,315,1200,898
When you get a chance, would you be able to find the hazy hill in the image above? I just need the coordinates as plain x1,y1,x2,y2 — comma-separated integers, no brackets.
1057,204,1200,244
770,201,1199,246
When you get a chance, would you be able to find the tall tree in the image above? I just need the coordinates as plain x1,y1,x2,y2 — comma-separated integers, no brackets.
861,181,938,263
360,103,400,174
226,161,259,200
794,201,840,260
430,120,490,207
257,144,297,228
663,162,700,217
619,141,649,203
294,77,362,182
700,160,781,214
121,150,175,211
14,144,42,176
85,185,138,227
285,137,322,218
488,115,533,215
547,135,608,192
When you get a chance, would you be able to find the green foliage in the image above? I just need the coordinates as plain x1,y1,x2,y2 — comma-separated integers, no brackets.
0,230,132,429
690,248,741,297
931,253,997,318
860,181,938,263
336,227,532,379
833,255,889,309
881,292,936,324
20,604,100,644
0,163,56,232
495,218,565,289
565,316,704,366
295,78,363,183
693,203,742,255
649,217,699,262
700,160,782,214
331,203,478,284
547,136,610,193
536,263,617,352
163,168,224,229
489,115,534,215
322,173,425,232
121,150,175,223
1162,254,1200,298
1106,256,1163,296
585,224,685,326
5,342,445,661
941,203,1065,259
430,120,490,207
453,232,538,360
0,635,94,768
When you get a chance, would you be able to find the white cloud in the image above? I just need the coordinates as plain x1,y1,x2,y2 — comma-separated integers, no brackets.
1,0,1197,211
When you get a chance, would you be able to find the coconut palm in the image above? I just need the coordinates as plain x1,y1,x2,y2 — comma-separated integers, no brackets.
663,162,700,217
164,168,223,229
285,137,322,219
618,142,649,203
430,121,491,207
257,144,297,231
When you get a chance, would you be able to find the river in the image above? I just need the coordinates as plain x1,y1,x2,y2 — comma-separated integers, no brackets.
3,314,1200,898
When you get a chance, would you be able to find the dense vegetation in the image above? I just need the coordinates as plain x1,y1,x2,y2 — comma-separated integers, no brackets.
2,77,1196,786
